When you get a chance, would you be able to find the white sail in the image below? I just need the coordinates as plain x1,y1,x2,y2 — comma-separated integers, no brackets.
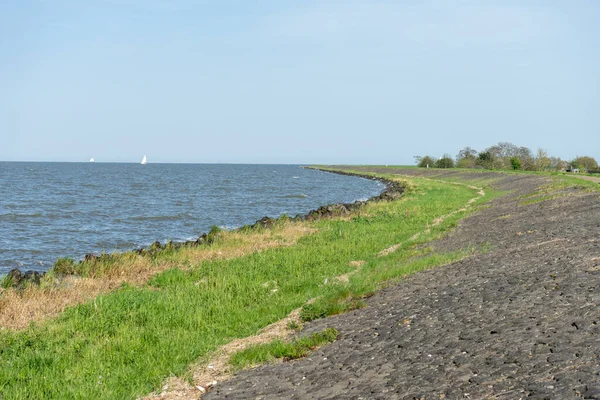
90,158,95,163
141,155,147,165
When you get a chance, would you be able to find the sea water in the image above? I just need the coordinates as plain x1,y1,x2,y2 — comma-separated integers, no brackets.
0,163,383,274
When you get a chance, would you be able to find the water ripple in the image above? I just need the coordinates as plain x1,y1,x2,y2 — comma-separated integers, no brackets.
0,163,382,273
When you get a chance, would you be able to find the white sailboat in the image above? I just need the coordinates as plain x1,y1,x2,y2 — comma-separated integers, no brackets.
141,155,147,165
89,158,95,163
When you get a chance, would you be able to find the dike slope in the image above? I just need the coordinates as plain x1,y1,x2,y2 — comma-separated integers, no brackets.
206,168,600,400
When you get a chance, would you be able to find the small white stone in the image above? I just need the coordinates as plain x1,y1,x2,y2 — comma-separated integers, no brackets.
208,365,214,369
196,386,206,393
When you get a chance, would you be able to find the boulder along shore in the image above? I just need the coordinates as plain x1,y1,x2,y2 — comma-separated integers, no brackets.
206,167,600,400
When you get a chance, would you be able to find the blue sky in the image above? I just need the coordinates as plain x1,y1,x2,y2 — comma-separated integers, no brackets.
1,0,599,164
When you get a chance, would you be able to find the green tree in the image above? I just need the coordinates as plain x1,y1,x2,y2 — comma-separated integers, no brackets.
487,142,516,169
481,142,534,170
572,156,599,171
535,148,551,171
549,157,566,171
456,147,478,168
516,147,535,170
435,154,455,169
510,157,522,170
477,151,495,169
417,155,436,168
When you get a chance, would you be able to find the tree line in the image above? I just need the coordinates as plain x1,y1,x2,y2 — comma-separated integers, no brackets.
415,142,599,173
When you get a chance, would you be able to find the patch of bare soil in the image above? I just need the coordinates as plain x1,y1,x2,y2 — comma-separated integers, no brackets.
206,169,600,400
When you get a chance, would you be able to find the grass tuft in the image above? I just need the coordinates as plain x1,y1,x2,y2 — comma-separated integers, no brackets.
229,328,339,370
53,257,76,274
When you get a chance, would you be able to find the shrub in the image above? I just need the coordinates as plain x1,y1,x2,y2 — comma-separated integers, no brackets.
456,147,478,168
435,155,454,169
229,328,339,370
1,274,13,289
54,257,76,274
206,225,222,244
477,151,495,169
572,156,599,171
510,157,522,170
417,156,436,168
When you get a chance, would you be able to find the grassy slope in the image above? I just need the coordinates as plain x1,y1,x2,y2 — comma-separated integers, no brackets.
0,171,497,399
228,327,339,371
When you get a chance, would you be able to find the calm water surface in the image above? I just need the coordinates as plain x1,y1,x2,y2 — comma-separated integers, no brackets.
0,163,383,274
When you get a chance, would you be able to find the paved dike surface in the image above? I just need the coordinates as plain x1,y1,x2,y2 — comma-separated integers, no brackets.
206,169,600,400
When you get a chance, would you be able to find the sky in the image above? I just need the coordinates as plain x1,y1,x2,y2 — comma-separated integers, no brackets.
1,0,599,164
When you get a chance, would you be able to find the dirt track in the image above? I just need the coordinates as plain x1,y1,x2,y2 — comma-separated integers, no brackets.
206,169,600,400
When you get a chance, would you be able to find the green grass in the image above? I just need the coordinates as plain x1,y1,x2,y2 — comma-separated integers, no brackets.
229,328,339,371
538,174,600,192
516,172,600,206
0,170,497,399
519,194,561,206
